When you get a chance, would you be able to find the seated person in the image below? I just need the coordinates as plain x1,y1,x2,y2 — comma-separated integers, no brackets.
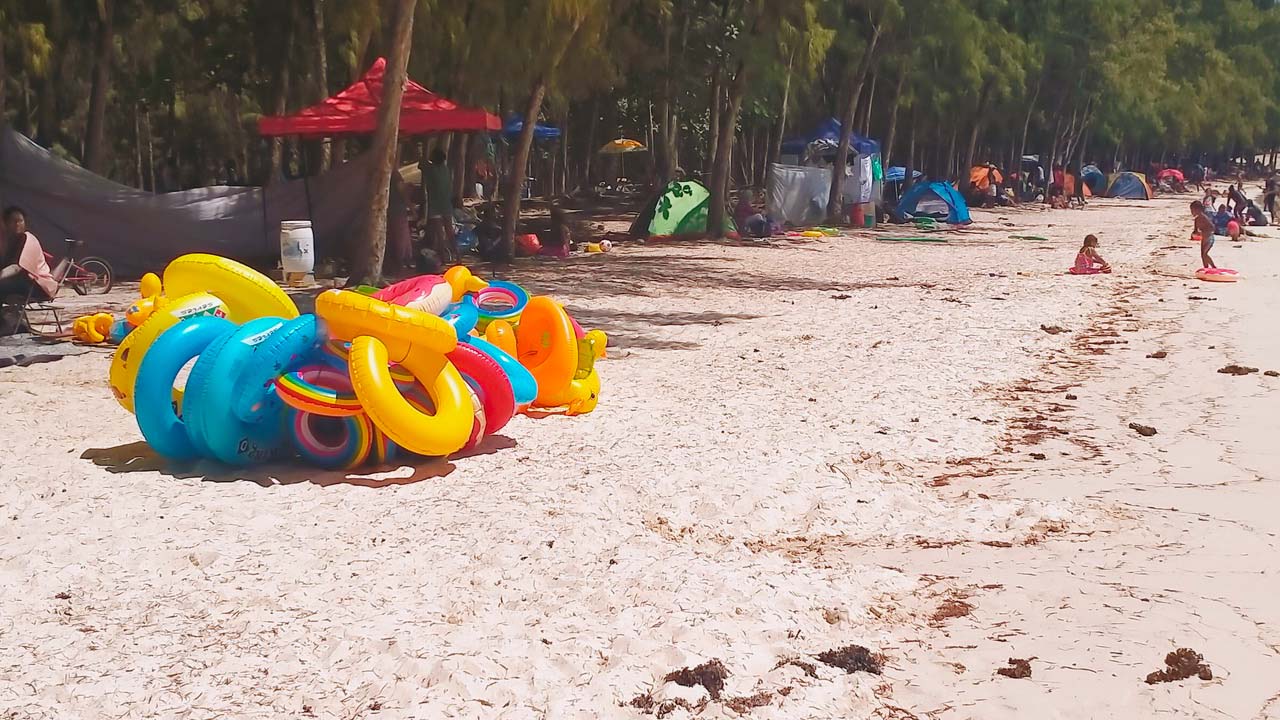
473,203,504,262
1245,200,1269,226
0,206,61,301
541,203,572,257
1073,234,1112,274
1212,204,1233,235
1047,184,1068,209
734,193,772,238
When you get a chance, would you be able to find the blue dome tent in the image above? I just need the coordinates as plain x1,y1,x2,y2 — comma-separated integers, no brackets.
1104,171,1152,199
1081,164,1106,192
895,181,972,224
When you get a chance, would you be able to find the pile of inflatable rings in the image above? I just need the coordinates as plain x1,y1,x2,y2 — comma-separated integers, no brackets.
108,255,607,469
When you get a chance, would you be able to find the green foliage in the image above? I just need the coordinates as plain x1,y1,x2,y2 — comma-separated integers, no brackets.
0,0,1277,191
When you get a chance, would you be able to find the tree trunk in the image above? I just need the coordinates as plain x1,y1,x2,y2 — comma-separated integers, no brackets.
0,22,6,123
705,69,722,181
1018,73,1039,172
584,96,599,186
963,80,993,173
904,104,918,194
348,0,416,285
143,108,155,191
708,59,747,239
501,77,548,259
450,132,469,202
655,14,674,185
312,0,331,171
881,64,907,168
35,0,63,149
269,18,296,184
769,47,796,169
861,71,877,135
946,125,957,179
827,23,882,223
1048,101,1065,175
133,105,143,188
84,0,116,175
559,109,570,195
645,100,655,184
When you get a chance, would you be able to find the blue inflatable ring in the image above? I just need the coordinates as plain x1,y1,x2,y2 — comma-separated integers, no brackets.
231,315,324,423
184,317,290,466
133,315,236,460
443,295,480,340
475,280,528,323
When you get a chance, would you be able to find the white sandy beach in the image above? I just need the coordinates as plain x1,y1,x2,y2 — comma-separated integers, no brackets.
2,195,1278,719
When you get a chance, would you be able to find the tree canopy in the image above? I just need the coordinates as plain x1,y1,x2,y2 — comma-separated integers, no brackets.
2,0,1278,237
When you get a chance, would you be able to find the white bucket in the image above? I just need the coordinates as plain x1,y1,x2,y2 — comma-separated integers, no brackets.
280,220,314,285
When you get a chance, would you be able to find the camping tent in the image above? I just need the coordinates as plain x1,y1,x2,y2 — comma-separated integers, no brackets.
630,180,738,239
781,118,880,158
969,165,1003,190
895,181,971,224
503,115,561,141
1105,171,1153,199
885,167,923,183
1081,164,1106,192
0,125,395,276
259,58,500,137
766,162,871,226
1157,168,1185,183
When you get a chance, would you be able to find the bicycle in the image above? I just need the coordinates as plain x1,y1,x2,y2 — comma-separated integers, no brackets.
61,239,114,295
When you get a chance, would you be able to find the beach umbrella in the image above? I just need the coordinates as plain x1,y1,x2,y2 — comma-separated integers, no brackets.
598,138,646,155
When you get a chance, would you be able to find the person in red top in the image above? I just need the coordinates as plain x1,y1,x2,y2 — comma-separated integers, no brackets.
1,206,60,300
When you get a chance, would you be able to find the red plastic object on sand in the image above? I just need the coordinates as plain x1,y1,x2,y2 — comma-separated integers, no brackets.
850,203,864,227
516,233,541,256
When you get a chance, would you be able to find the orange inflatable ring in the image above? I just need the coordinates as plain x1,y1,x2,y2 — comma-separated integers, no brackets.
515,296,579,407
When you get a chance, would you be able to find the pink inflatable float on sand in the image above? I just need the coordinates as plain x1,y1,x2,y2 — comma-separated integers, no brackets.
1195,267,1240,282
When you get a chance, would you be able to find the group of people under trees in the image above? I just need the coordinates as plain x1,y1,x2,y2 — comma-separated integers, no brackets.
959,162,1092,210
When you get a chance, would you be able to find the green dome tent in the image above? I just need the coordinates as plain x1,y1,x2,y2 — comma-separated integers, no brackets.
630,180,739,239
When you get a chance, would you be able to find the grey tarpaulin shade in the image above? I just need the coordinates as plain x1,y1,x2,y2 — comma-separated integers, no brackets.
0,125,382,277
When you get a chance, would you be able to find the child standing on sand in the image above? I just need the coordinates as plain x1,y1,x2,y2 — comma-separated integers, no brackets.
1073,234,1112,273
1191,200,1217,269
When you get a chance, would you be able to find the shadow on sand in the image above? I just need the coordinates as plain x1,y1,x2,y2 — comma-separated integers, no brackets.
80,434,518,489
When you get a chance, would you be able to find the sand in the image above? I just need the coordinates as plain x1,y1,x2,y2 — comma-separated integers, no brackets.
1,193,1277,719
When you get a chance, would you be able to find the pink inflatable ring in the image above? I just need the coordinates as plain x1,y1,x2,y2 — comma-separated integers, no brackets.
1195,268,1240,283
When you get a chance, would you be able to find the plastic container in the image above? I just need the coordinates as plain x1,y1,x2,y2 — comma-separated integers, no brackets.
280,220,314,285
862,203,876,228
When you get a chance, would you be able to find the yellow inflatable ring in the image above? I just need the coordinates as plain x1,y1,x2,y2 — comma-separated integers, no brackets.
515,296,579,407
347,336,475,456
315,290,457,360
164,253,298,324
109,292,228,413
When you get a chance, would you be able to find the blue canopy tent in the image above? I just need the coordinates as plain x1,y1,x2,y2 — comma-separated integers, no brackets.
885,166,923,183
781,118,880,158
503,115,561,141
895,181,972,224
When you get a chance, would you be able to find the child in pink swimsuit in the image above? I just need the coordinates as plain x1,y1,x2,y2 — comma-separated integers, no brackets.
1073,234,1111,274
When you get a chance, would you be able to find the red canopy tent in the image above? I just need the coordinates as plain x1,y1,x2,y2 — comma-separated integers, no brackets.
258,58,500,138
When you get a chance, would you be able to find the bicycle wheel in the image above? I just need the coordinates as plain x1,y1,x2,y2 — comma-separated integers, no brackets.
76,257,114,295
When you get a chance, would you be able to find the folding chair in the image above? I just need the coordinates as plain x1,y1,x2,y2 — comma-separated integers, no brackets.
0,252,71,336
